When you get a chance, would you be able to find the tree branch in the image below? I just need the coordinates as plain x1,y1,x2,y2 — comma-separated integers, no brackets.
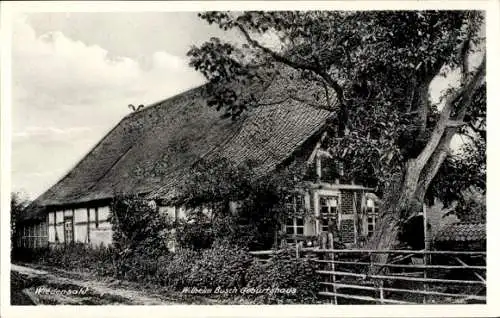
321,80,334,109
460,16,475,84
447,120,466,128
415,56,485,201
415,55,485,170
415,129,453,202
236,23,345,105
468,120,486,140
236,24,317,74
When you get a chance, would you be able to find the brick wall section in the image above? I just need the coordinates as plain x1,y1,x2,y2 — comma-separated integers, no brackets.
339,190,355,243
340,190,354,214
339,219,355,243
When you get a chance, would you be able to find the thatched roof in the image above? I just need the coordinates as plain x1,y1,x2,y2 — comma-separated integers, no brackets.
25,82,332,216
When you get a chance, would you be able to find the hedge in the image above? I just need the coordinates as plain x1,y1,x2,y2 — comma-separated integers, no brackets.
13,243,320,304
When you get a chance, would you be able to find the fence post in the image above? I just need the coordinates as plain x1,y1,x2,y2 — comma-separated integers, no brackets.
319,232,328,300
423,255,428,304
379,281,384,304
328,232,337,305
423,203,430,304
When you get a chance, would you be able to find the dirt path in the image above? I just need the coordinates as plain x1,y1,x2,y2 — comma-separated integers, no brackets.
11,264,199,305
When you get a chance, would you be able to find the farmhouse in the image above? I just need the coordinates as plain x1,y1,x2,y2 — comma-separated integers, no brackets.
17,81,381,249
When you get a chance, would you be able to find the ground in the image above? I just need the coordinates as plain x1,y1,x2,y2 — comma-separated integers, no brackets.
10,263,218,305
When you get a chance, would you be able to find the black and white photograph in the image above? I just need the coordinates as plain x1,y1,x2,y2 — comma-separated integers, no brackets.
1,1,498,316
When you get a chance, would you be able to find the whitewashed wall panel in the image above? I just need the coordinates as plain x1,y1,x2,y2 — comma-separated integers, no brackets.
177,206,187,219
48,212,55,225
55,210,65,243
74,208,87,222
98,206,110,222
90,228,113,246
89,208,96,222
74,223,88,243
48,225,55,242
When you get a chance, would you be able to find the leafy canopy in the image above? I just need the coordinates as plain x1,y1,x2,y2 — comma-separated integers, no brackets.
188,11,485,200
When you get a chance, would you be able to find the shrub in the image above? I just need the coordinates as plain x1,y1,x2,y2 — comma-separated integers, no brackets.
186,241,253,290
175,217,214,250
110,196,170,258
245,250,320,304
113,249,160,283
156,248,200,288
12,243,115,278
109,196,172,280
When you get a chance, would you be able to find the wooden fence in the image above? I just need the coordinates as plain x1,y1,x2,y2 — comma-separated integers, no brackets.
249,245,486,304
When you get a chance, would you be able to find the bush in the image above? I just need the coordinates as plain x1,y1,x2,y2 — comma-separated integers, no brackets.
12,246,50,263
109,196,172,280
245,250,320,304
14,241,321,304
186,241,253,290
156,249,200,288
175,217,214,250
110,196,170,258
13,243,115,276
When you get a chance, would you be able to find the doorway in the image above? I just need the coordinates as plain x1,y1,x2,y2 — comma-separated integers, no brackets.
64,216,74,244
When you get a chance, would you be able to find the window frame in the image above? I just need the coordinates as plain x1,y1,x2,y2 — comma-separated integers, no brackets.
365,198,378,238
283,195,306,242
319,195,339,233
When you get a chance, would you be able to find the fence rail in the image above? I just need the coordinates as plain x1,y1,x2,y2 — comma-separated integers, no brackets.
313,248,486,256
316,270,486,285
315,259,485,270
319,282,486,301
313,244,486,304
249,243,486,304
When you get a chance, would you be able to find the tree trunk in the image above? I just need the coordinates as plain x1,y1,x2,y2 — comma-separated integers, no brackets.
365,56,485,272
366,160,427,274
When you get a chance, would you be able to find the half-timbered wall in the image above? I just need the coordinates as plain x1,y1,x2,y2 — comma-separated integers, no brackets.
47,205,112,246
18,222,48,248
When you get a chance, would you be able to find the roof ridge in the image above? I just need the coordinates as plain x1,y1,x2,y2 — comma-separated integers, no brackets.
29,84,209,207
122,83,208,119
29,70,336,209
28,116,125,208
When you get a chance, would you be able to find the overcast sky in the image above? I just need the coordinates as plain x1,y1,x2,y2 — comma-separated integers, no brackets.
11,12,241,198
11,12,470,200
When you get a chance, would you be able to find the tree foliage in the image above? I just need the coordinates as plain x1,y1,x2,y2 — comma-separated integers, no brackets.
10,192,31,246
110,196,171,257
187,11,486,253
172,157,308,249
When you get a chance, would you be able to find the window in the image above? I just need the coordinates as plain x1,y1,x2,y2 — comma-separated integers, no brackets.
319,195,338,233
283,195,306,243
320,196,338,215
285,217,304,235
365,197,378,237
367,215,377,238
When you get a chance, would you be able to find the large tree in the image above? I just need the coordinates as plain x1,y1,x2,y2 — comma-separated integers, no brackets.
187,11,486,260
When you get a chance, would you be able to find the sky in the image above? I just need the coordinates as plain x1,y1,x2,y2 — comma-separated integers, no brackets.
11,12,472,200
11,12,242,199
